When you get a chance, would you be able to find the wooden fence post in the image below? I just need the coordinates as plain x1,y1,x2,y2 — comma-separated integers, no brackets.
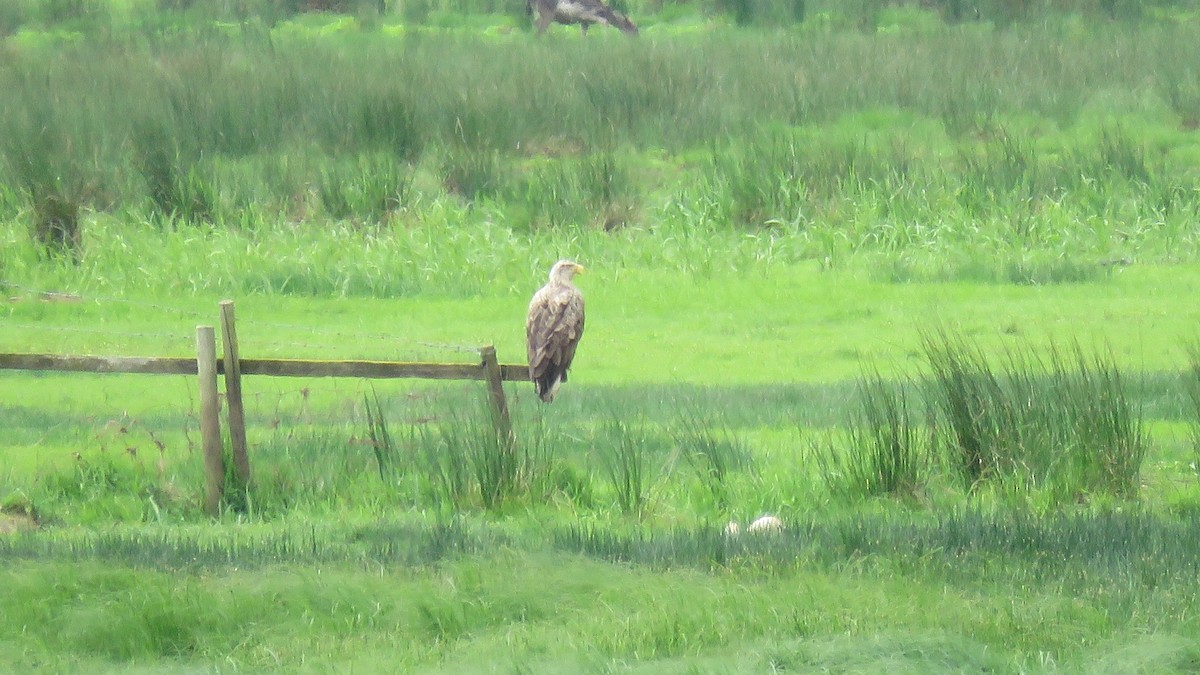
480,345,513,444
196,325,225,517
220,300,251,492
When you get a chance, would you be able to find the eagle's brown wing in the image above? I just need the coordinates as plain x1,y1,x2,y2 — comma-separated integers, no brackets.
526,284,585,402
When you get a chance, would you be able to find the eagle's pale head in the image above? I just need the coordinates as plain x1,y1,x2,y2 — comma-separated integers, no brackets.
548,259,586,284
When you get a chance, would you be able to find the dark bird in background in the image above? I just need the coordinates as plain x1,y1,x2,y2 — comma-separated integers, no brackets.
526,0,639,36
526,260,586,402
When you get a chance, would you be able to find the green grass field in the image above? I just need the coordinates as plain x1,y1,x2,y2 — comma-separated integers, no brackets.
6,1,1200,672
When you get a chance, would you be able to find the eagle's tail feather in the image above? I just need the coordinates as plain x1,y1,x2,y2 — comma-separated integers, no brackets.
535,370,564,403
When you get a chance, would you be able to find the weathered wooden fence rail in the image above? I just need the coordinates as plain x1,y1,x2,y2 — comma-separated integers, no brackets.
0,300,529,516
0,353,531,380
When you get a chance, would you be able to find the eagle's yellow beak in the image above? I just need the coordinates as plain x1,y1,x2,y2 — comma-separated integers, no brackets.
574,264,588,275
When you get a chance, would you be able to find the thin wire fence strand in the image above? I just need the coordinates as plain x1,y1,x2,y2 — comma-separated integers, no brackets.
4,322,488,359
237,317,486,353
3,322,198,344
4,281,501,360
2,282,211,322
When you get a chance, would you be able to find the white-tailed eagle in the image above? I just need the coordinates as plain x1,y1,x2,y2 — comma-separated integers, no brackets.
526,260,586,402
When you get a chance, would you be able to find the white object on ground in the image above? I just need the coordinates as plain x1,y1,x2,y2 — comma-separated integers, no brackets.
724,514,783,537
747,515,784,533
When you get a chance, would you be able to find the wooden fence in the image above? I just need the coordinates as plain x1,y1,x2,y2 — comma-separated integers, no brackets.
0,300,530,515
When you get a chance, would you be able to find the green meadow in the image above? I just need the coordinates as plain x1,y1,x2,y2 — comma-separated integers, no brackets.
6,1,1200,671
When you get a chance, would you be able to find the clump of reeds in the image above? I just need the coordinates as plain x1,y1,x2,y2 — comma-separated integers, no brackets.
1,103,98,261
923,332,1146,500
397,393,550,512
819,367,926,500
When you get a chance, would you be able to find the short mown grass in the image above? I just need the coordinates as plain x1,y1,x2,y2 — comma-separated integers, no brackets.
5,506,1200,670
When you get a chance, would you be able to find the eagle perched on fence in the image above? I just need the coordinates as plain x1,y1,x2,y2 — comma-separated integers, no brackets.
526,260,586,402
526,0,639,36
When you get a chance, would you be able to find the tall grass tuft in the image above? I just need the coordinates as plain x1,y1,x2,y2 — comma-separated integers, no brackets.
1185,346,1200,471
957,128,1043,214
0,102,98,260
1094,125,1150,185
249,429,388,515
1070,346,1146,497
673,410,749,511
440,146,504,204
502,152,639,230
820,369,926,500
318,153,413,224
922,333,1004,488
406,414,467,511
461,407,517,511
409,396,539,512
130,119,215,225
593,416,667,517
363,388,397,483
923,332,1146,501
38,452,168,523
